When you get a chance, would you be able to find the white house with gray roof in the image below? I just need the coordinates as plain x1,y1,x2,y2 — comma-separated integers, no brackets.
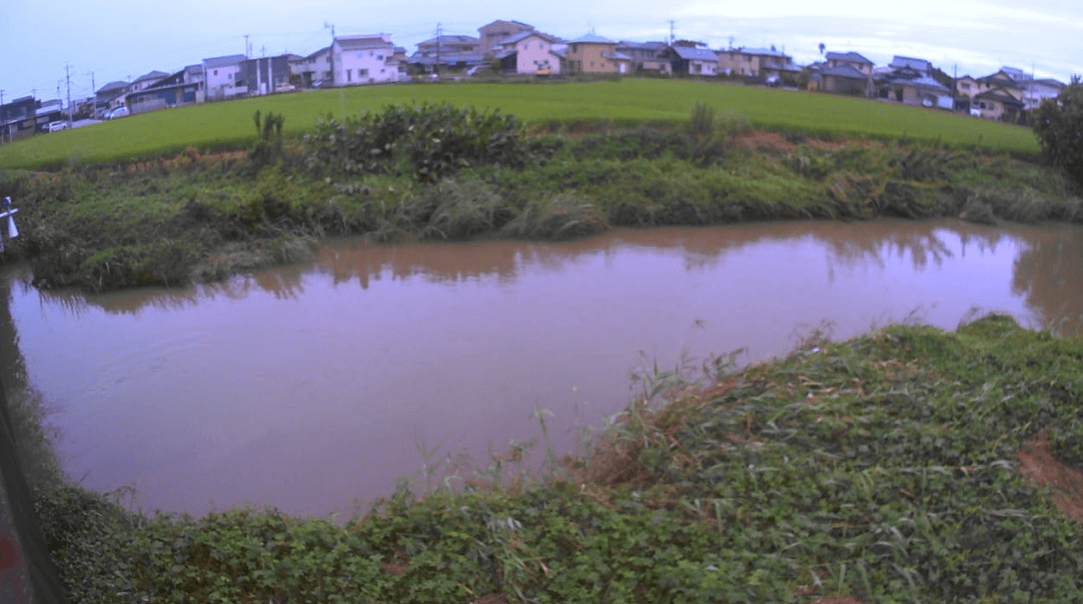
291,47,332,87
130,70,169,92
332,35,401,86
202,54,247,100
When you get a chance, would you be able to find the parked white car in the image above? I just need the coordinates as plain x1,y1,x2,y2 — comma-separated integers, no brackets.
106,107,130,119
48,121,69,132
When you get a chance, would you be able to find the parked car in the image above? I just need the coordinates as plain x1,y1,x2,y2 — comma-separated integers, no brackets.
106,107,130,119
48,121,69,132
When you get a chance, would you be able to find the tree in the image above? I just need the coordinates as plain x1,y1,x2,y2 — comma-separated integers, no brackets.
673,39,706,47
1031,76,1083,187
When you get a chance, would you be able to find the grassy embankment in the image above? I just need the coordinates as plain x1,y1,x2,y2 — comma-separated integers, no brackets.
0,80,1078,293
30,314,1083,602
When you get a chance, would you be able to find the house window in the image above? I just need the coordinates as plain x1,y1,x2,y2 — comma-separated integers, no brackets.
347,69,352,82
377,55,383,60
571,44,578,53
360,69,369,77
213,69,218,76
590,61,595,67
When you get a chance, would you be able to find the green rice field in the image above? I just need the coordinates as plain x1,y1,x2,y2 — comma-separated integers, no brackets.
0,78,1039,169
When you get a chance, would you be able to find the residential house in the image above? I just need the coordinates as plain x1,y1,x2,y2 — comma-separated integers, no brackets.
824,51,874,76
291,46,332,87
127,68,205,114
973,89,1024,120
416,35,480,56
979,69,1026,98
956,68,1027,119
493,31,564,75
182,65,206,104
716,47,797,81
1024,78,1065,110
875,56,952,108
410,34,486,75
954,75,980,101
988,66,1064,110
242,55,294,94
562,33,631,74
202,54,247,100
880,75,953,108
815,51,875,96
887,56,932,74
616,41,670,74
95,80,129,116
0,96,40,141
662,45,719,76
478,20,534,57
130,70,169,93
333,35,401,85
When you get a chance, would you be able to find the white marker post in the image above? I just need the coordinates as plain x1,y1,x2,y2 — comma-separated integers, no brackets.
0,196,19,253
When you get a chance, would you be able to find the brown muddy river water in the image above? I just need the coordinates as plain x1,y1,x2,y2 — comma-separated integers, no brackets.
3,219,1082,517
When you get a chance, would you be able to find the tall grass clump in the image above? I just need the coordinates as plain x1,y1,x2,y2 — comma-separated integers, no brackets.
303,102,523,182
246,110,286,170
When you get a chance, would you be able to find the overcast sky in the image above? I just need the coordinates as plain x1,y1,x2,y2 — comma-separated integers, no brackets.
2,0,1080,103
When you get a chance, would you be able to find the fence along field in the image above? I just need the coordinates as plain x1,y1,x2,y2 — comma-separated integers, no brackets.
0,79,1039,170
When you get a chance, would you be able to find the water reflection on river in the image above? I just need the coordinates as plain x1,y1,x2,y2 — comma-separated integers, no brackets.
3,219,1081,517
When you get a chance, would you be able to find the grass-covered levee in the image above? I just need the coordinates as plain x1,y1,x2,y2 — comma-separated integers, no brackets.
26,314,1083,602
0,102,1079,293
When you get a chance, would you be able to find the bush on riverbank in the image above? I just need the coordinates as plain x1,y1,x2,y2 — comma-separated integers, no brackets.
28,315,1083,602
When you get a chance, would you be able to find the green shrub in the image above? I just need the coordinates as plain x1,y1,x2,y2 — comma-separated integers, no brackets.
1032,79,1083,188
303,102,523,182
